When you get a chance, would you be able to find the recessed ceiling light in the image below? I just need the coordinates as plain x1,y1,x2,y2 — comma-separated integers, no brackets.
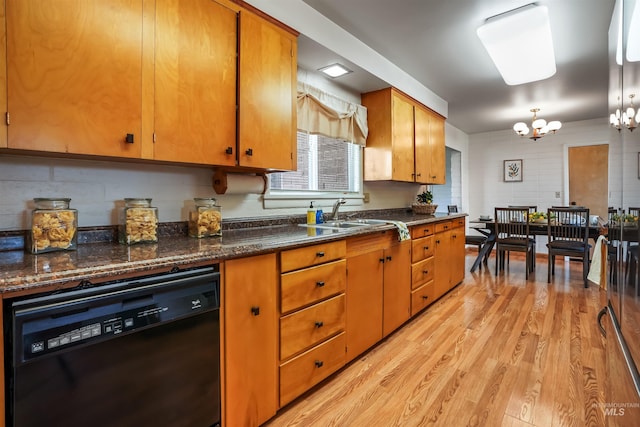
477,4,556,85
318,63,352,78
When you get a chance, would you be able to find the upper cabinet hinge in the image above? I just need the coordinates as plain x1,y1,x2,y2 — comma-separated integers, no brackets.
5,112,9,125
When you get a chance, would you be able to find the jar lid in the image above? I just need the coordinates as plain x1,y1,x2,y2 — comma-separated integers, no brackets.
194,197,217,206
33,198,71,209
124,198,152,207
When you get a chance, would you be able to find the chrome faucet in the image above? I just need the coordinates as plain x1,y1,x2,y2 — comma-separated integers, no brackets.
331,198,346,220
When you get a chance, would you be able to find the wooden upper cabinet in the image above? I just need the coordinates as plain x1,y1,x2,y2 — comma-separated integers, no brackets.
153,0,237,165
238,10,297,171
362,87,446,184
6,0,144,157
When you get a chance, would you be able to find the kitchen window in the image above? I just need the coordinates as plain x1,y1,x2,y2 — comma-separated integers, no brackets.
264,83,367,209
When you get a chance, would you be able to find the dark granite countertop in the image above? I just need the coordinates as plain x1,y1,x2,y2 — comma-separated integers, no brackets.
0,212,466,295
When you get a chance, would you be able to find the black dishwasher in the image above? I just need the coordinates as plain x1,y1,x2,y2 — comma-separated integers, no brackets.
4,265,221,427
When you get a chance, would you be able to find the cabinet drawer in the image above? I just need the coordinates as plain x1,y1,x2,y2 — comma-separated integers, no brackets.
280,240,346,273
451,218,465,228
411,281,435,316
411,235,434,263
411,224,434,239
411,257,434,289
435,221,453,233
280,332,346,406
280,294,345,360
281,259,346,314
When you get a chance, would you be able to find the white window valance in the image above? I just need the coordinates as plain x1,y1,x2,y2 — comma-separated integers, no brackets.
297,82,368,146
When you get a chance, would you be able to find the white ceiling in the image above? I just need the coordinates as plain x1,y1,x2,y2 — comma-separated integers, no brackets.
296,0,616,134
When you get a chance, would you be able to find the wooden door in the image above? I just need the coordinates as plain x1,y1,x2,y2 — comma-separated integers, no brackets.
154,0,237,165
568,144,608,218
346,249,383,362
238,11,296,170
7,0,144,158
382,240,411,336
391,92,415,182
224,254,278,426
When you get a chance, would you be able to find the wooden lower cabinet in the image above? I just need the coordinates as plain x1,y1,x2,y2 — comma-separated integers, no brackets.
279,241,347,406
346,231,411,362
434,219,466,299
224,254,278,427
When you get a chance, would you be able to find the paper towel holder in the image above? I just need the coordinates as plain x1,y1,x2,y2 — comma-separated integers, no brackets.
212,169,267,195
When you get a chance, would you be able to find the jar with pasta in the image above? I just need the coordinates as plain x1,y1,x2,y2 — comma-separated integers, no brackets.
30,198,78,254
119,198,158,245
188,198,222,238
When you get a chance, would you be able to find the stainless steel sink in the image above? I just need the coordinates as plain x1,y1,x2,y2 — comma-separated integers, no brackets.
298,219,389,232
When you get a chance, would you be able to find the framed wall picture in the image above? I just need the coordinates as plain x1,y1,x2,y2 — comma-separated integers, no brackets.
504,159,523,182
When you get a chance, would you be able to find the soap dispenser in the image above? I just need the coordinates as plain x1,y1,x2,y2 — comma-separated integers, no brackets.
307,201,316,225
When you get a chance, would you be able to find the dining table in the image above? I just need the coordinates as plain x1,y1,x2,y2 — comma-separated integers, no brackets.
468,218,605,273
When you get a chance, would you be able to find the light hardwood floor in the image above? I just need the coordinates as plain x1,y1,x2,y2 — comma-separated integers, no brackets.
264,251,610,427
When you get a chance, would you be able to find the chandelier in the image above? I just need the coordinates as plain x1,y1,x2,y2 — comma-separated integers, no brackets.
513,108,562,141
610,94,640,132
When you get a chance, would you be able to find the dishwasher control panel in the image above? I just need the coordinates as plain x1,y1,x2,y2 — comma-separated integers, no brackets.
10,266,220,364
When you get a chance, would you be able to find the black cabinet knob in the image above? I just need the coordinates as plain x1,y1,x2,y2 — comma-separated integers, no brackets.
314,360,324,368
316,251,325,257
225,146,233,155
125,133,134,144
250,306,260,316
245,148,253,156
423,270,429,274
316,281,325,287
422,295,429,300
315,321,324,328
379,258,385,263
386,256,392,261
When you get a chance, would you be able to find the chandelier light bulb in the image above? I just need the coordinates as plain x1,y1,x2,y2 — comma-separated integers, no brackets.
514,108,561,140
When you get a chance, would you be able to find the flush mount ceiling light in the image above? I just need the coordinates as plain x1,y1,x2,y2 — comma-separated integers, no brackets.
513,108,562,141
318,63,352,78
477,4,556,85
610,94,640,131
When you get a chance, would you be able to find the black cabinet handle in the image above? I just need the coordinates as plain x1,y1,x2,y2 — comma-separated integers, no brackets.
125,133,134,144
424,246,429,250
436,240,441,244
316,251,325,257
250,306,260,316
245,148,253,156
386,256,392,261
379,258,385,263
225,146,233,155
422,295,429,300
316,281,325,287
314,360,324,368
315,321,324,328
423,270,429,275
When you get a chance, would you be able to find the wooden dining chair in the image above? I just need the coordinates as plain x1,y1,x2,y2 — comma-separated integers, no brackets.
494,207,535,279
546,207,591,287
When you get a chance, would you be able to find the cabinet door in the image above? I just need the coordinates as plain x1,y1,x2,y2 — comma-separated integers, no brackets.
414,104,431,183
391,92,415,182
154,0,237,165
224,254,278,426
238,11,296,170
346,249,383,362
7,0,144,157
428,111,446,184
434,229,451,299
383,240,411,336
450,226,465,286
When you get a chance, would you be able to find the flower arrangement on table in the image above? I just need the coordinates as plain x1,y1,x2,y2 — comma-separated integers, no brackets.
412,190,437,215
528,212,548,223
610,213,638,226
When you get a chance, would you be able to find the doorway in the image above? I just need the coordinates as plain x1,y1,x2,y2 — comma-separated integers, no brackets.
567,144,609,218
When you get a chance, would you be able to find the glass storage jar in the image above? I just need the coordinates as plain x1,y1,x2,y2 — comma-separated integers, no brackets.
188,198,222,238
30,198,78,254
119,198,158,245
